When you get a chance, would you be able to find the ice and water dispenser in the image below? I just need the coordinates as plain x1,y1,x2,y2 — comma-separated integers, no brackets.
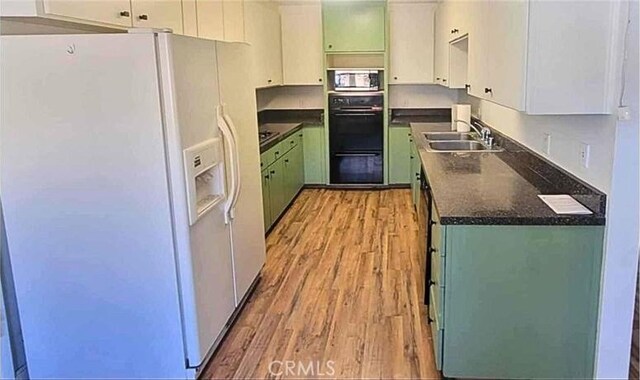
183,138,225,225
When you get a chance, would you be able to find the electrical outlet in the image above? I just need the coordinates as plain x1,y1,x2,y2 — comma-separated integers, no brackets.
579,142,591,169
542,133,551,155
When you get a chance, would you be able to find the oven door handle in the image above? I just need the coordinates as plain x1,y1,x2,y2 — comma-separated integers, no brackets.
334,153,380,157
332,112,378,117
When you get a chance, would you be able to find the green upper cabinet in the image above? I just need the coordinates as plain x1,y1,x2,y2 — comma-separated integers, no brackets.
322,1,386,52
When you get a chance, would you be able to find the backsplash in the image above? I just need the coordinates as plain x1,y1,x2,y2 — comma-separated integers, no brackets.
389,84,462,109
463,94,616,193
256,86,324,111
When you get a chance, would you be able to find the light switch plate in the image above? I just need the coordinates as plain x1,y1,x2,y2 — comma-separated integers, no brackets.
579,142,591,169
543,133,551,155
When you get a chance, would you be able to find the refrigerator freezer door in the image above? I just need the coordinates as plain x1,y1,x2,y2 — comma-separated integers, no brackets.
216,42,267,305
0,34,187,378
156,34,236,368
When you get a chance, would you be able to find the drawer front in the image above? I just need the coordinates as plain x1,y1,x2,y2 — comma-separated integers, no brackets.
283,132,300,153
270,141,286,163
429,287,444,370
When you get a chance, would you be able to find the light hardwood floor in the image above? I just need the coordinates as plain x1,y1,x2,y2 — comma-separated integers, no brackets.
202,189,440,379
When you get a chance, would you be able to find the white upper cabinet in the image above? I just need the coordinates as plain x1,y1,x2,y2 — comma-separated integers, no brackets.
245,1,283,88
41,0,133,27
446,0,619,114
196,0,225,40
280,3,323,86
222,0,245,42
389,2,436,85
479,0,529,110
433,2,451,86
131,0,183,34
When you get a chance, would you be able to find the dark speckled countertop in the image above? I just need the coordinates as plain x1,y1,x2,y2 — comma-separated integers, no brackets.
411,122,606,226
259,123,303,153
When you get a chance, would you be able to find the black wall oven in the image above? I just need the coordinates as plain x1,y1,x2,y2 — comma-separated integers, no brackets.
418,168,432,306
329,93,384,184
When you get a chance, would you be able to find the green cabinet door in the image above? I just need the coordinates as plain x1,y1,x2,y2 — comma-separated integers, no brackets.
389,126,412,184
268,158,286,221
410,140,420,207
293,134,305,194
303,124,326,185
323,2,386,52
282,151,296,206
261,168,272,231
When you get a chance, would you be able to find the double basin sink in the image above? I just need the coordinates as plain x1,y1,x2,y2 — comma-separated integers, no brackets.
423,132,504,153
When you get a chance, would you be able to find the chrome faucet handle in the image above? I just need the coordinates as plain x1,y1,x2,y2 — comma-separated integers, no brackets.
487,136,494,147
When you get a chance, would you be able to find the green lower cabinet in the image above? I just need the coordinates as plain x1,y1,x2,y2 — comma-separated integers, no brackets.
389,126,412,184
267,158,286,223
261,130,306,233
428,202,604,379
261,169,272,230
322,1,386,52
410,140,420,207
303,124,326,185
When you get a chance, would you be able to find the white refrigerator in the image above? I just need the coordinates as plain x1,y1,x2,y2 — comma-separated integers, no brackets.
0,31,266,378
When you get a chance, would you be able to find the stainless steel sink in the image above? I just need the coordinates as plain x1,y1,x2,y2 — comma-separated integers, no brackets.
426,140,504,152
423,132,475,141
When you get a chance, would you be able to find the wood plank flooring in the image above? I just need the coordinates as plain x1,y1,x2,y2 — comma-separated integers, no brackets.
202,189,440,379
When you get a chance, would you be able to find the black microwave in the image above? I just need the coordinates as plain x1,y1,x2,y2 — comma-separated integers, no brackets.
334,70,380,92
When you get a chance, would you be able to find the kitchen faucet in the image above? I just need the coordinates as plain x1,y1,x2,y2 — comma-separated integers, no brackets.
453,119,493,147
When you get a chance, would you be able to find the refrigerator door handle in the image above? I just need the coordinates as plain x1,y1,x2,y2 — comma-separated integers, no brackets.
217,105,237,224
222,108,242,218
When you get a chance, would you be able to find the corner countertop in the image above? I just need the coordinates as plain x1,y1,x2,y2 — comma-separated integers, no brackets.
259,123,303,153
411,122,606,226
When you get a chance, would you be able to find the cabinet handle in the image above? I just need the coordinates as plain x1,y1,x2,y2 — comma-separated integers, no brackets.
270,170,275,174
275,151,280,155
285,159,289,163
436,77,441,80
429,247,437,254
138,14,148,20
410,155,414,159
451,28,459,34
429,280,436,286
465,84,471,90
442,78,447,82
265,174,269,179
290,140,295,144
319,78,323,82
484,87,493,94
328,44,333,49
393,76,398,80
119,10,130,17
428,317,434,323
430,220,437,226
267,79,272,84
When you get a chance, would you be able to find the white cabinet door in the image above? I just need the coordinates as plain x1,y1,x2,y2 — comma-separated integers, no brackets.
280,4,323,85
466,0,490,99
485,0,528,111
447,1,471,41
196,0,224,40
389,2,436,85
434,2,451,86
43,0,133,27
131,0,183,34
223,0,245,42
245,1,282,88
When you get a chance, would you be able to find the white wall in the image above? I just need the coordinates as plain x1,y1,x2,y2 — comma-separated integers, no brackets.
389,84,461,109
463,95,617,193
596,0,640,377
256,85,323,111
